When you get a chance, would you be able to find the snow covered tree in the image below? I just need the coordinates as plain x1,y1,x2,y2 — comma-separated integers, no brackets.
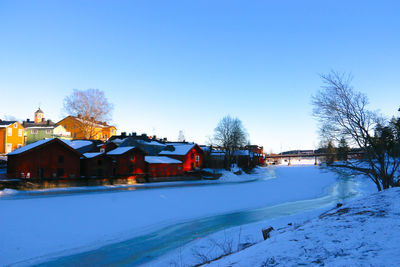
312,71,400,191
63,89,113,139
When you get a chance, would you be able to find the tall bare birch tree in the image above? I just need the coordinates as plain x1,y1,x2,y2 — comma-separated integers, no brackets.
63,89,113,139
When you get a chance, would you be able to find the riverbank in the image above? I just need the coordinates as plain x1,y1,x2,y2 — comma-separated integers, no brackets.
206,187,400,267
0,166,374,266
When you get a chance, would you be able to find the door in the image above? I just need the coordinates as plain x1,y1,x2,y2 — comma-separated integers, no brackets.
6,143,12,153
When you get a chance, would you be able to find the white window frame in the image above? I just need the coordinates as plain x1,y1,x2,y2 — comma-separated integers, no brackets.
31,129,38,134
46,129,51,134
8,127,12,136
18,129,22,137
195,155,200,162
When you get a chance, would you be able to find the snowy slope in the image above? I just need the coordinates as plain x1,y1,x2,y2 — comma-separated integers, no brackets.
207,187,400,267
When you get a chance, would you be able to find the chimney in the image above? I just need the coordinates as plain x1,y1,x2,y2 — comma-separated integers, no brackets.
47,119,50,125
152,135,156,139
42,118,45,122
121,132,126,137
27,118,30,122
132,132,137,137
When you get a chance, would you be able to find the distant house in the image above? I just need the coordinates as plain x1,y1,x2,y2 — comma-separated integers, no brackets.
81,152,113,178
145,156,183,178
106,146,146,179
57,115,116,141
159,143,203,171
23,108,71,144
7,138,82,179
0,120,24,154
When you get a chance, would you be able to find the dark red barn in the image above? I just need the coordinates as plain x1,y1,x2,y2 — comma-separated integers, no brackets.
106,146,145,178
7,138,82,179
159,143,204,171
145,156,183,178
81,152,113,178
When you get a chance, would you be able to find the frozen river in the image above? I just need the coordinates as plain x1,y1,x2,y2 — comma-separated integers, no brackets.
0,166,375,266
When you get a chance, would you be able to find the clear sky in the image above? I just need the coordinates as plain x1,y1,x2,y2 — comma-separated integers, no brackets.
1,0,399,153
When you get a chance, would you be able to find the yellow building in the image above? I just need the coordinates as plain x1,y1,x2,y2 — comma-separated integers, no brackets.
0,120,25,154
57,116,116,141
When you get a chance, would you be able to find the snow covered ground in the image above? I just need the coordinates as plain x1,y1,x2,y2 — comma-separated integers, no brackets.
0,166,375,266
206,187,400,267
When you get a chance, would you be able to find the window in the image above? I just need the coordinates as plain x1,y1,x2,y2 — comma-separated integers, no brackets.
196,155,200,162
46,129,51,134
73,133,76,138
14,123,17,128
31,129,38,134
17,144,22,148
100,148,105,153
58,156,64,163
129,155,134,160
57,168,64,177
18,129,22,137
191,153,194,160
8,128,12,136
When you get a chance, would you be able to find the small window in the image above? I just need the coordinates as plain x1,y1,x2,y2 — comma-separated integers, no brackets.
100,148,105,153
129,155,134,160
72,125,75,129
57,168,64,177
18,129,23,137
191,153,194,160
46,129,51,134
73,133,76,138
196,155,200,162
31,129,38,134
17,144,22,148
58,156,64,163
8,128,12,136
14,123,18,128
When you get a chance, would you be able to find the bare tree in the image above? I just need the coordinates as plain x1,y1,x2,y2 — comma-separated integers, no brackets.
63,89,113,139
312,71,400,191
213,115,248,168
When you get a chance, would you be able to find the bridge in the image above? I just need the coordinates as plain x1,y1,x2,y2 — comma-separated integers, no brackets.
265,152,364,165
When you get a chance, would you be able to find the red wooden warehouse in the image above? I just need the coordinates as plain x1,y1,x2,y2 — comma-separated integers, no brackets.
7,138,82,179
81,152,113,178
106,146,146,179
145,156,183,178
159,143,204,171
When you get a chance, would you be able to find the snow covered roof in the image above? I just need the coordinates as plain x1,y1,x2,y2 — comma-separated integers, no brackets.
136,140,166,147
83,152,104,159
7,139,54,155
0,121,17,128
159,144,197,156
145,156,182,164
107,146,136,155
234,150,250,156
62,140,93,150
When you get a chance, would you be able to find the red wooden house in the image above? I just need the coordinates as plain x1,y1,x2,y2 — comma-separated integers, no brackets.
7,138,82,179
145,156,183,178
159,143,204,171
81,152,113,178
106,146,145,178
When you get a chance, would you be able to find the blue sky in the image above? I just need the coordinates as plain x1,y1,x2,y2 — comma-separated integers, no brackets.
1,0,399,152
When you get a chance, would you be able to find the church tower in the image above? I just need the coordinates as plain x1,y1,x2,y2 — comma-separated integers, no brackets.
34,108,45,123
